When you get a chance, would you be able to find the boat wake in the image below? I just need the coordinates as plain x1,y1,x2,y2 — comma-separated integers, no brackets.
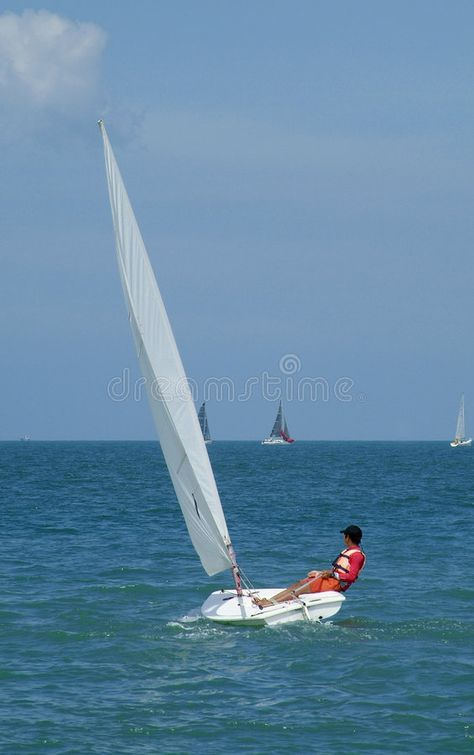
177,608,203,624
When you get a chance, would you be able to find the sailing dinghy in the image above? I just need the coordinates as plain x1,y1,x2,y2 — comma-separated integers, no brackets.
262,400,295,444
99,121,344,625
450,394,472,447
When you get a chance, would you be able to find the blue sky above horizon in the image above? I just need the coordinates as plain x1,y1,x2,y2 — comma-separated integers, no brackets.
1,1,474,440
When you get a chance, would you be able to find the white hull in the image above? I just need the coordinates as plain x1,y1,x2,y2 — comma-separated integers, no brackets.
261,438,291,445
201,588,345,626
450,438,472,447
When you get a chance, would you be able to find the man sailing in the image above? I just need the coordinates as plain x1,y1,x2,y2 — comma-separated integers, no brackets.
254,525,366,608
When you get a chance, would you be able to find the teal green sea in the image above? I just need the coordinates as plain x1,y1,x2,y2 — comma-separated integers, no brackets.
1,441,473,753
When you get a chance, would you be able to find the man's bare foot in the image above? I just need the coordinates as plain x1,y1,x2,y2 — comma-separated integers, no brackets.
252,597,274,608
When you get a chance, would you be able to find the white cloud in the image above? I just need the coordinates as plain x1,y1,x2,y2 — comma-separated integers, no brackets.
0,9,106,109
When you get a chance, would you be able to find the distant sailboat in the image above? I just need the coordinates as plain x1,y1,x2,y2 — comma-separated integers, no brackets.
198,402,212,444
262,401,295,445
450,394,472,447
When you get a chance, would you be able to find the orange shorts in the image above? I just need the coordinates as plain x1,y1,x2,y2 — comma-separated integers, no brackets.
306,575,342,593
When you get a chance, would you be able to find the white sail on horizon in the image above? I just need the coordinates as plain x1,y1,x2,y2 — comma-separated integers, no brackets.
455,394,466,441
99,121,232,576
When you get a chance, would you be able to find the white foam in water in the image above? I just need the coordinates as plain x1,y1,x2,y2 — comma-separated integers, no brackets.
166,608,203,627
179,608,202,623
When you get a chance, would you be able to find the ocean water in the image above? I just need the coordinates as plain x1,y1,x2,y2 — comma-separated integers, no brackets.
1,440,473,754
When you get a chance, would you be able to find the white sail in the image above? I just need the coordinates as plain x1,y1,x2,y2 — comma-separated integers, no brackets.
99,121,232,576
455,394,466,441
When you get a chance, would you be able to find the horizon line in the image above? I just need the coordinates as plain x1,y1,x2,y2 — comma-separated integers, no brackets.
2,438,455,443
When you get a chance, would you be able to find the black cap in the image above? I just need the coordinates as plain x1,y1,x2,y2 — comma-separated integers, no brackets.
340,525,362,542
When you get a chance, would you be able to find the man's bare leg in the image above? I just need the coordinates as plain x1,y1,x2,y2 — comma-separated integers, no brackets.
253,575,319,608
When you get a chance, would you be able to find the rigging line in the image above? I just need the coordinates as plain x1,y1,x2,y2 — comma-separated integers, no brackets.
237,564,255,591
294,595,311,622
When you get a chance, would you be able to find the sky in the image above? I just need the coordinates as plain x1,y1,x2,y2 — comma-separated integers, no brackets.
1,1,474,440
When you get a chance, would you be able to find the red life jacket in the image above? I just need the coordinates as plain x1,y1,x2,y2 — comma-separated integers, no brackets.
332,546,366,583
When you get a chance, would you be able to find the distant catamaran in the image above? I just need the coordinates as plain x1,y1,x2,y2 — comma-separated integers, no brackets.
262,401,295,445
198,402,212,444
450,394,472,447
